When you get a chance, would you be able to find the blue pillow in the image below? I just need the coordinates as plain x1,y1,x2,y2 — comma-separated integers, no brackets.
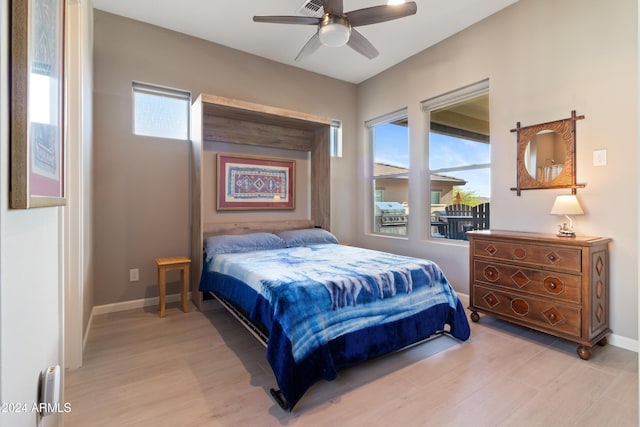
204,232,287,262
277,228,339,247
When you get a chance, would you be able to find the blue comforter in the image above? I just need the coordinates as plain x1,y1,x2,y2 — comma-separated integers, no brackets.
199,244,470,409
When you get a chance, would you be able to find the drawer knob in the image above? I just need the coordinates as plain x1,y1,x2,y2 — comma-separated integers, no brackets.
483,292,500,308
483,266,499,282
544,277,564,294
546,251,561,263
543,308,563,325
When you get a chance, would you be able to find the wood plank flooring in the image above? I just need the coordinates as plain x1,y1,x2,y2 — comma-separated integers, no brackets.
65,301,638,426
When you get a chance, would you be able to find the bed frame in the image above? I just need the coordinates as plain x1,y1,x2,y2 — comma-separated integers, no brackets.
209,288,448,411
209,290,295,409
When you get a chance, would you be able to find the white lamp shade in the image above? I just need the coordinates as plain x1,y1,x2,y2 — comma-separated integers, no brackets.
318,23,351,47
550,195,584,215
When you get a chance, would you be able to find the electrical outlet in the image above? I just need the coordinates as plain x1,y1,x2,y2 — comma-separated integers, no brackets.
129,268,139,282
593,149,607,166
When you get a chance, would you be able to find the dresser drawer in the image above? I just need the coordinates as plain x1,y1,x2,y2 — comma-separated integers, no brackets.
473,260,581,304
472,284,581,337
473,239,582,273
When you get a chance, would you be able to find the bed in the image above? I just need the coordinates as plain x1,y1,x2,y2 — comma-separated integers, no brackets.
198,228,470,410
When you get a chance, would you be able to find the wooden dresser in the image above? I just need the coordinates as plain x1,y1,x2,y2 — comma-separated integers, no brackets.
467,230,611,359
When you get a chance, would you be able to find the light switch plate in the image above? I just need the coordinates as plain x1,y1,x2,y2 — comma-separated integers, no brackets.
593,149,607,166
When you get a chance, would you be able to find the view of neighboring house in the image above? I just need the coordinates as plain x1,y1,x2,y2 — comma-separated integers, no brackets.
374,162,468,212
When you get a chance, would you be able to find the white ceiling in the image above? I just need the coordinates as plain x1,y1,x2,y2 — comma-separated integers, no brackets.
92,0,519,84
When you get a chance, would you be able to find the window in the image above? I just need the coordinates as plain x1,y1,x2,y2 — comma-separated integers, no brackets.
422,80,490,241
330,120,342,157
132,82,191,140
431,190,442,205
366,109,409,236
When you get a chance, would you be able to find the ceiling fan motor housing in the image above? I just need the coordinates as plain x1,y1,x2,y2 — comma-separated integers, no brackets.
318,14,351,47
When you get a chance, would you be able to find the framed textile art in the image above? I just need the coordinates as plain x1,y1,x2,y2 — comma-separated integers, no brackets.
217,154,295,210
10,0,66,208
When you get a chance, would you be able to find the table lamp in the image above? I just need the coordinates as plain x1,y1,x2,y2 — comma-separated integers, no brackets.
550,194,584,237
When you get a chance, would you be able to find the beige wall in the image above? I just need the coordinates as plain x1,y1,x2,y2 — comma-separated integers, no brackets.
375,179,408,205
93,11,357,305
355,0,638,343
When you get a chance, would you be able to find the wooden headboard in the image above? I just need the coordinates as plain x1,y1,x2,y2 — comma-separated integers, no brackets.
203,219,315,237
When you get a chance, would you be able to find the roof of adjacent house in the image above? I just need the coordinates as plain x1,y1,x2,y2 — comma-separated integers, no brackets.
374,162,467,185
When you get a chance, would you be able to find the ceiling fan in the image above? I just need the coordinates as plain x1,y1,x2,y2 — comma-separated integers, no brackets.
253,0,417,61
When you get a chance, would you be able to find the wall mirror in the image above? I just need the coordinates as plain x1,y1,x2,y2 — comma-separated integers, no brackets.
511,110,585,196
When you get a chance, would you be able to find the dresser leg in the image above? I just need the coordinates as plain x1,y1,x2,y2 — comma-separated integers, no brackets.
470,311,480,322
577,345,592,360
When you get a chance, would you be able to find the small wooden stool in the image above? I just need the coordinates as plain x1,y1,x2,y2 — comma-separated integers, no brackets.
155,256,191,318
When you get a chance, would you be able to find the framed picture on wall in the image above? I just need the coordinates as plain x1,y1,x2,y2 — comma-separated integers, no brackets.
10,0,66,208
217,154,295,210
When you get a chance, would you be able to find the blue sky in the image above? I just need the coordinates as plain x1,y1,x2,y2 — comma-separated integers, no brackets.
374,123,491,198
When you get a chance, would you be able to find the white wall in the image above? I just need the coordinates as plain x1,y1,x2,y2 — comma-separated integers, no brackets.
355,0,638,344
1,1,62,425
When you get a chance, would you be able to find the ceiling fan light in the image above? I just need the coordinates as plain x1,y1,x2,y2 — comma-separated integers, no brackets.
318,23,351,47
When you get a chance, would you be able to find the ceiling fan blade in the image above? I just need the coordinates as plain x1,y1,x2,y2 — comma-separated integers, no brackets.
346,2,417,27
253,16,321,25
322,0,344,16
347,29,379,59
295,32,322,61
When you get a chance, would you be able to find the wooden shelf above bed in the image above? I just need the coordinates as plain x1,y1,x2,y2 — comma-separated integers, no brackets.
190,94,333,310
199,94,332,129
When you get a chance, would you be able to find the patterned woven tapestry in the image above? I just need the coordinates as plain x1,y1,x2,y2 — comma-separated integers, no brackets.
227,166,288,200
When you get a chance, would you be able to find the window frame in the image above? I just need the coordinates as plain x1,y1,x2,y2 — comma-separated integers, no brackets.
330,119,342,157
132,81,191,141
421,79,490,241
365,108,410,237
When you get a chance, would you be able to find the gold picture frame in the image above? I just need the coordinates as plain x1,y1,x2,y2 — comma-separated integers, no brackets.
10,0,66,208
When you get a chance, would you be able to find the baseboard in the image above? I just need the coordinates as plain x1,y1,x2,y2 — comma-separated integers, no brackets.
457,292,469,308
84,293,192,350
455,292,638,353
608,334,639,353
91,292,193,316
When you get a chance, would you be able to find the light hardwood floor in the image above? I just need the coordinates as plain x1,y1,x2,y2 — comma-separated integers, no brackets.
65,301,638,427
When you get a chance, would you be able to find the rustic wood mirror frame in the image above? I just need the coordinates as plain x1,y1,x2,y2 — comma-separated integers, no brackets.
511,110,585,196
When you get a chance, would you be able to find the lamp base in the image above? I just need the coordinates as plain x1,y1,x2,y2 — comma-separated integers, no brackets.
556,223,576,237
